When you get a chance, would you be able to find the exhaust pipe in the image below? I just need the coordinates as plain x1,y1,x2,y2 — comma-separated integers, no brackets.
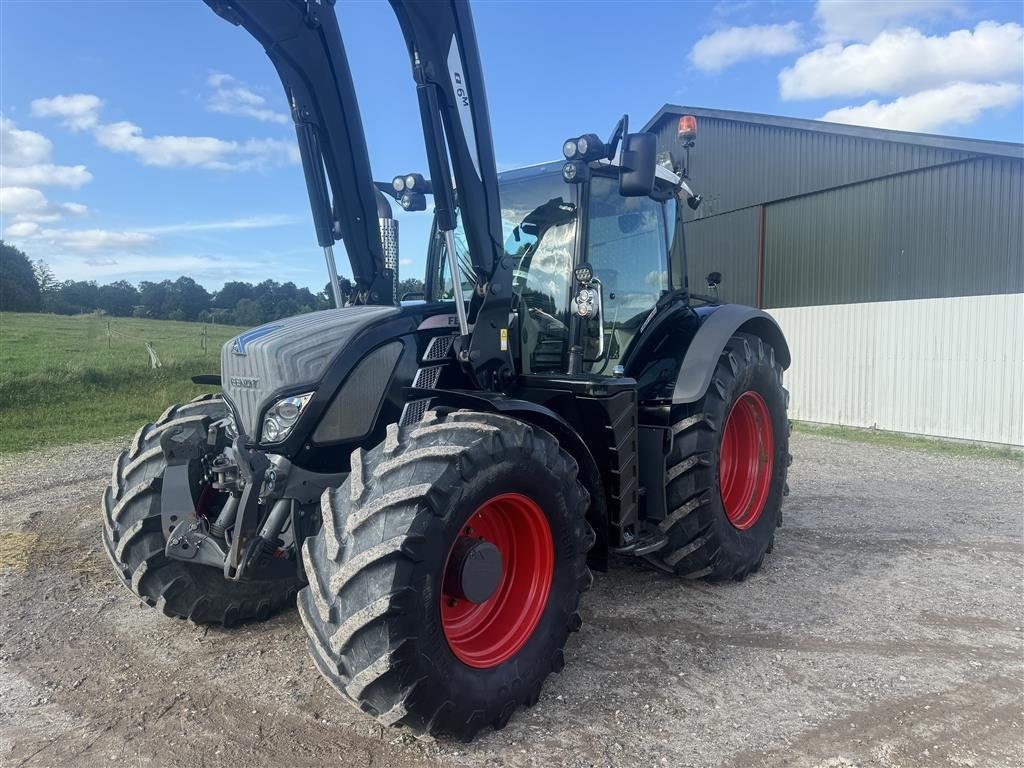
375,189,399,306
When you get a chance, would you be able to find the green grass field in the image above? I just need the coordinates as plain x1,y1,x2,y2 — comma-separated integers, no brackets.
4,312,1020,462
0,313,245,453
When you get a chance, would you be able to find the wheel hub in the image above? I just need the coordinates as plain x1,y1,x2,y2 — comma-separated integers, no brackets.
440,493,554,669
442,537,503,604
719,390,774,530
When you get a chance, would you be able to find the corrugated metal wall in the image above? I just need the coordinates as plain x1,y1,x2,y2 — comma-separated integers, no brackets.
648,107,1024,444
768,293,1024,445
764,156,1024,306
651,116,969,221
684,206,760,306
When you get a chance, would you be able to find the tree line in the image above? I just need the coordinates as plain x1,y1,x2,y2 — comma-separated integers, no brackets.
0,241,425,326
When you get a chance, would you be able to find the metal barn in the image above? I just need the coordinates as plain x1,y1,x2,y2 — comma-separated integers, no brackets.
645,106,1024,446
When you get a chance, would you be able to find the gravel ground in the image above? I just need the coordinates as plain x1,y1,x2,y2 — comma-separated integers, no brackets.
1,432,1021,767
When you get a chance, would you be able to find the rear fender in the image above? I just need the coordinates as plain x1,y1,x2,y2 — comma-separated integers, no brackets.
674,305,790,404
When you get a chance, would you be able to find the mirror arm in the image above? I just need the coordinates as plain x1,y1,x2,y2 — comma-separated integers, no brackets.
604,114,628,161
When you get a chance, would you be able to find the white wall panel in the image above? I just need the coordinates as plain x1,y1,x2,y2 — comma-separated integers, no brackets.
767,293,1024,445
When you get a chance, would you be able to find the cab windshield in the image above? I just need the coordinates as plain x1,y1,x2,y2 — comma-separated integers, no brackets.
430,165,670,377
432,163,576,373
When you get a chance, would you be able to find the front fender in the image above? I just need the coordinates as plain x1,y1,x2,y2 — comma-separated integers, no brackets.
415,388,609,571
674,304,790,404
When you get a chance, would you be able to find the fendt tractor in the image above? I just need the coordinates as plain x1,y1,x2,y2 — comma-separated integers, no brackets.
101,0,791,740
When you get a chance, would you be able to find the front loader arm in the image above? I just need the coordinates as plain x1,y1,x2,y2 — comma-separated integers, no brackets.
205,0,392,304
388,0,504,282
389,0,514,387
207,0,514,386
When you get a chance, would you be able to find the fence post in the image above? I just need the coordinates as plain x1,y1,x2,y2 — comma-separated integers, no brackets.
107,321,111,350
145,342,162,369
201,324,208,354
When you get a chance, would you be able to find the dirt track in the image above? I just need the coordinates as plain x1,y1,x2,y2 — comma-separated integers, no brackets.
1,432,1021,767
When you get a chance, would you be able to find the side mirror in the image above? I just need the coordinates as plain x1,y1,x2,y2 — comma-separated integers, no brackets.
619,132,657,197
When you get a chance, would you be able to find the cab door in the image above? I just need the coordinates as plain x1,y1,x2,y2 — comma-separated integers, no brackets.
582,173,669,375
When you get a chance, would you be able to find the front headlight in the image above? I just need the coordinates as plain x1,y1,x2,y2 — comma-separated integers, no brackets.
261,392,313,443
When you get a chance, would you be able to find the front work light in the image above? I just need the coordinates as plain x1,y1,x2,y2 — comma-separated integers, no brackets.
575,133,605,161
563,139,578,159
563,160,585,183
262,392,313,443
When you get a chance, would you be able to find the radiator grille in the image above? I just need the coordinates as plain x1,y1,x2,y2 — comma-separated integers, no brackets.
423,334,456,362
399,398,432,427
412,365,444,390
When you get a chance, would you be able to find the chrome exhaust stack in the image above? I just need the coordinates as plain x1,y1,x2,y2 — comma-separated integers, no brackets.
376,188,400,306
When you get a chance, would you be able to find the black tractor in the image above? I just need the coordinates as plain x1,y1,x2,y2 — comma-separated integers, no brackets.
101,0,791,741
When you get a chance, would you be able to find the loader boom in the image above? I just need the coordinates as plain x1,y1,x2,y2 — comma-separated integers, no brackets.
207,0,514,386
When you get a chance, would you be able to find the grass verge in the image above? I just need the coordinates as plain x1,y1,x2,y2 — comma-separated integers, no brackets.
793,421,1023,464
0,312,242,454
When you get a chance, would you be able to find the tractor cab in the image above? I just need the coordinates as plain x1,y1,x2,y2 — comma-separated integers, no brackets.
430,158,682,378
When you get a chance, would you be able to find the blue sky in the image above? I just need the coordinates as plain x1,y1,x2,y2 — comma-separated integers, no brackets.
2,0,1022,292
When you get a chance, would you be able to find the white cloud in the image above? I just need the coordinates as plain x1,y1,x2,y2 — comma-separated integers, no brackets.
31,91,299,171
2,216,154,251
1,120,91,232
780,22,1024,100
30,94,103,131
93,121,234,167
100,122,299,171
0,186,89,222
690,22,802,73
1,115,53,165
815,0,964,42
141,214,301,235
1,163,93,188
4,221,41,238
820,81,1022,132
92,120,298,170
49,228,154,250
46,252,256,282
205,72,289,124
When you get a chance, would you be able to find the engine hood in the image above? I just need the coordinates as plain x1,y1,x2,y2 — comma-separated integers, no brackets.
221,306,400,437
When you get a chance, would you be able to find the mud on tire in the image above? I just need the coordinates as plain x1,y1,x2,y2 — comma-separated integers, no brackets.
101,394,300,626
297,408,594,741
644,332,790,581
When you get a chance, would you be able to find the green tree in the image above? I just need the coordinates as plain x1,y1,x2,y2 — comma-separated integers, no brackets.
0,241,42,312
97,280,140,316
397,277,425,300
233,297,264,327
33,259,55,293
168,276,211,320
214,281,253,309
58,280,99,314
138,281,169,318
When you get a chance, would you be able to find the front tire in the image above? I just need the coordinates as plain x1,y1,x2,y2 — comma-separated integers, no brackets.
297,409,593,740
101,395,300,626
645,332,790,580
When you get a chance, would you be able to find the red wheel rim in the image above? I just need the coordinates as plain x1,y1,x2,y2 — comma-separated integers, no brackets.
440,493,553,668
719,391,774,530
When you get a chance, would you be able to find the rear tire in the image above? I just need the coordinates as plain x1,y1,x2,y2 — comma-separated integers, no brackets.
297,409,593,740
101,395,300,626
644,333,789,581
